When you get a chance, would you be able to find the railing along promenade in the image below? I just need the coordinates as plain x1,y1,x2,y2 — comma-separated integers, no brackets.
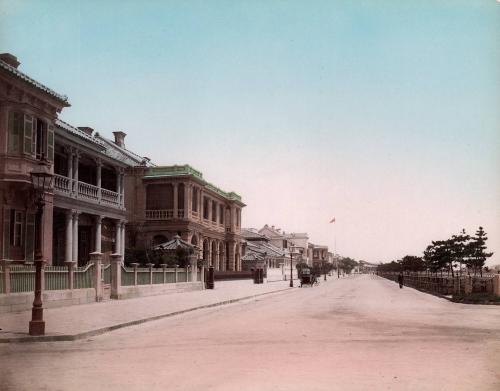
0,256,202,299
378,271,500,297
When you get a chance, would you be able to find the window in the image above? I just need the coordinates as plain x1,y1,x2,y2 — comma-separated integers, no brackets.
212,201,217,222
203,197,209,220
10,210,24,247
7,111,54,161
219,205,224,224
283,240,287,249
192,188,198,212
236,209,241,227
7,111,23,153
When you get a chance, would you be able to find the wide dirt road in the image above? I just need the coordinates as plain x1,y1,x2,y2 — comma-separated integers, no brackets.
1,275,499,391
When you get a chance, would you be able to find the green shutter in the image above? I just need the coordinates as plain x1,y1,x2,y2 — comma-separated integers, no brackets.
24,213,35,262
47,124,54,161
3,208,10,259
23,114,34,156
7,111,22,154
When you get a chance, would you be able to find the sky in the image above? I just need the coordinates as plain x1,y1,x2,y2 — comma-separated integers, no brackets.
1,0,499,265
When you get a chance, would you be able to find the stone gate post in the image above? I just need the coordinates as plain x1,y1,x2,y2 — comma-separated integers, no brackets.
90,252,103,301
110,253,122,299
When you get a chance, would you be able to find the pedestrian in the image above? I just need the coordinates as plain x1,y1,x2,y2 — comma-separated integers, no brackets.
398,272,404,289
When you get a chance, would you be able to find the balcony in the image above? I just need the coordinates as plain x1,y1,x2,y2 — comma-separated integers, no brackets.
54,174,121,208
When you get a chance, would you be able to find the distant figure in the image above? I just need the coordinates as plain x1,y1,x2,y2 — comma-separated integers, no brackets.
398,273,404,289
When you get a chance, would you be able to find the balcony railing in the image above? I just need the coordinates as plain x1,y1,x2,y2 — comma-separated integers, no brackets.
101,188,119,205
145,209,174,220
54,174,121,208
78,181,99,201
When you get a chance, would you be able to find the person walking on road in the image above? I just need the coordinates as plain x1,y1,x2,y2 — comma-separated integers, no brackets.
398,272,404,289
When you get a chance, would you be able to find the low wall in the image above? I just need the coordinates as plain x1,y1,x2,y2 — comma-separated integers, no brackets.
0,288,96,314
116,282,203,300
214,271,253,281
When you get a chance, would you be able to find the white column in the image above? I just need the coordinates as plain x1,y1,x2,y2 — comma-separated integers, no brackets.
184,183,189,219
115,220,122,255
96,159,102,203
74,151,80,198
67,150,73,193
120,172,125,207
173,183,178,218
121,221,126,258
95,216,102,253
72,211,79,263
65,210,73,263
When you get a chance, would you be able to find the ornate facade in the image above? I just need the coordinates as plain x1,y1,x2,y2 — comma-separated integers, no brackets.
125,165,245,271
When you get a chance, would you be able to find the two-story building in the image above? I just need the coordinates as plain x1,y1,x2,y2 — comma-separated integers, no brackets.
52,123,148,265
0,53,69,263
0,53,149,265
125,165,245,271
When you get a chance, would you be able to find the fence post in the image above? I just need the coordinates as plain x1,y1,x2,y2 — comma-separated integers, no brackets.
146,263,154,285
110,254,122,299
189,254,197,282
174,264,178,283
201,262,205,289
493,275,500,297
161,264,167,284
64,261,76,290
90,252,103,301
1,259,11,294
465,276,472,295
130,263,139,286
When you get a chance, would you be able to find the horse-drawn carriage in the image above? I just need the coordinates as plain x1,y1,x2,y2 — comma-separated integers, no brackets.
299,268,318,287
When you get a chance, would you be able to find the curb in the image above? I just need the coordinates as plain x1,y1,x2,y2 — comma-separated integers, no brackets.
0,287,293,344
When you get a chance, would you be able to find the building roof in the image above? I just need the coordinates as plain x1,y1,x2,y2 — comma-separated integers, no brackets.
144,165,244,203
96,134,154,167
0,58,69,105
55,119,105,148
241,228,268,241
152,235,194,251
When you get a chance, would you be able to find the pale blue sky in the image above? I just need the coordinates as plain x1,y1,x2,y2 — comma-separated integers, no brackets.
1,0,499,264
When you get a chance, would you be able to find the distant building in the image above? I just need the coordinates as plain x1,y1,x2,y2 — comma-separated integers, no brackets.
124,165,245,271
308,243,329,268
241,228,287,270
258,224,310,264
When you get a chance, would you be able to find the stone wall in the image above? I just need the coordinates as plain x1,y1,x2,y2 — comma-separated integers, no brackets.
0,288,96,314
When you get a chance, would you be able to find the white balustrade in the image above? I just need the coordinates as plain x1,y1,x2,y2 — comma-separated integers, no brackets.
101,188,119,205
145,209,174,220
78,182,99,201
54,174,71,193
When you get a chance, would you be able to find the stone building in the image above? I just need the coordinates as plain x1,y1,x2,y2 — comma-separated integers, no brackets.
124,165,245,271
0,53,148,265
308,243,329,268
0,53,69,263
52,123,148,265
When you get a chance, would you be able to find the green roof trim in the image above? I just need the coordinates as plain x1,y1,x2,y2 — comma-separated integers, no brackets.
145,165,203,180
143,164,243,202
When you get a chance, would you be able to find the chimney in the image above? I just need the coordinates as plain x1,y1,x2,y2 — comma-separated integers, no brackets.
113,131,127,148
0,53,20,68
78,127,94,136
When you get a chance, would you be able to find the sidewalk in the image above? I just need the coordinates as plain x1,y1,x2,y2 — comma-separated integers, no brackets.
0,280,292,343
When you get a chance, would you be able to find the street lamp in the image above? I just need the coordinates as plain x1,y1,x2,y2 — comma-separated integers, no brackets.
29,156,53,336
289,241,294,288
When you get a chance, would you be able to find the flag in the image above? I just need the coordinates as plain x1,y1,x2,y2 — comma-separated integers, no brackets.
329,217,336,223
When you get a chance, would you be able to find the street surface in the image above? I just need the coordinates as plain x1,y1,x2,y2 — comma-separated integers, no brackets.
1,274,499,391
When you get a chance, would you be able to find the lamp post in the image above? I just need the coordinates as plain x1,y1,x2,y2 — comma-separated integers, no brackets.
289,242,294,288
29,157,53,336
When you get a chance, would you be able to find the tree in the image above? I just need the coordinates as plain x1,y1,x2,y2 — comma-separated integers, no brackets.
339,257,358,274
450,229,471,276
467,227,493,276
400,255,426,272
